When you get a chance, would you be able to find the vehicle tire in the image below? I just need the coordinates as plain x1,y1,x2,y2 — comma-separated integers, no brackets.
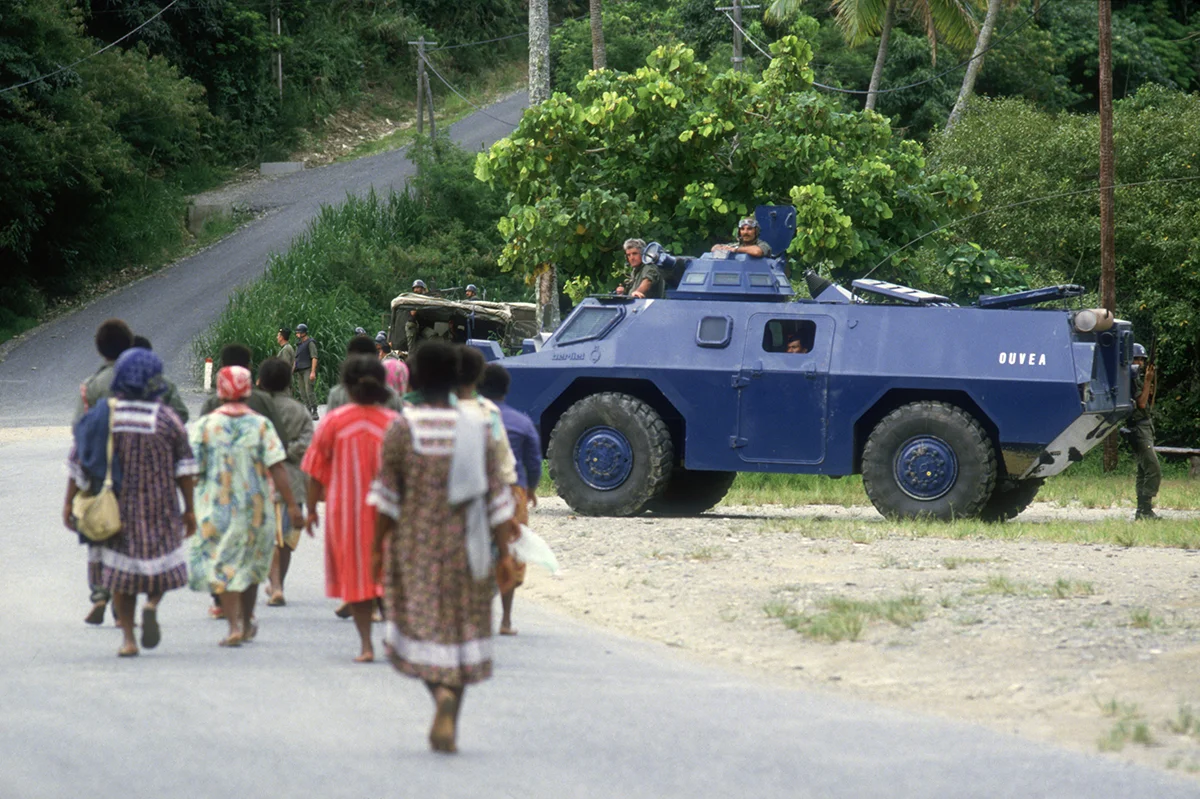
861,401,997,521
644,468,738,516
979,478,1044,523
547,392,674,517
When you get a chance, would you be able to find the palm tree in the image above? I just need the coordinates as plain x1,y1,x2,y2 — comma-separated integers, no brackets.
944,0,1022,133
529,0,550,105
836,0,978,110
590,0,606,69
767,0,978,112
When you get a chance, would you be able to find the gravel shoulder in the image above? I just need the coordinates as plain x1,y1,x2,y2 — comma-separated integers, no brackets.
521,498,1200,778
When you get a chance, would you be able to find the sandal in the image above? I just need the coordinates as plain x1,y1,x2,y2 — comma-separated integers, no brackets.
118,643,139,658
334,603,352,619
267,592,286,607
243,622,259,643
84,601,107,626
429,688,459,753
219,633,244,648
141,607,161,649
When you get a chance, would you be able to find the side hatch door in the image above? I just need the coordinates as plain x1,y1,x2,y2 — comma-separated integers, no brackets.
733,313,832,465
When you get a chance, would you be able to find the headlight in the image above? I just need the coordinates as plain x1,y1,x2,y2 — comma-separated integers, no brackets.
1072,308,1114,333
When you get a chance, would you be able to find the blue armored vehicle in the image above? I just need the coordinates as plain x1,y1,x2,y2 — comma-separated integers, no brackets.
478,207,1135,521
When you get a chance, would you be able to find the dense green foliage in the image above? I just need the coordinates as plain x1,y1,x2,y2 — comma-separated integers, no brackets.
1,0,527,337
194,139,527,395
478,39,984,298
933,86,1200,444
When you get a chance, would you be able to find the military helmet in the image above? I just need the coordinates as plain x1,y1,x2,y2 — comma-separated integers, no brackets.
354,327,367,336
412,279,427,290
1132,342,1147,359
466,284,478,293
737,216,759,230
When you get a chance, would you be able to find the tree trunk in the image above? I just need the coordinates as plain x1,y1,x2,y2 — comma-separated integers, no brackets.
865,0,898,112
1098,0,1118,472
945,0,1002,134
590,0,606,70
529,0,551,105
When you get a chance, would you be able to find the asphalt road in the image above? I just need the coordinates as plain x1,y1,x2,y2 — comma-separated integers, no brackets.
0,98,1196,798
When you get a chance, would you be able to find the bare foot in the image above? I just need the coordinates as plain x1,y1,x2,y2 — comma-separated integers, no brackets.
354,651,375,663
500,624,518,636
117,643,139,657
219,633,244,647
429,688,458,753
243,622,258,643
267,591,286,607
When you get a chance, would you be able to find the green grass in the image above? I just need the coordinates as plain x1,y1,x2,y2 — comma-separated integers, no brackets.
1096,698,1156,751
1128,608,1165,629
765,593,926,643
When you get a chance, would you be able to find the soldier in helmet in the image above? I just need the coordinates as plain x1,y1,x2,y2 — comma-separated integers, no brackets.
406,280,428,353
1127,342,1161,519
464,284,479,300
712,217,773,258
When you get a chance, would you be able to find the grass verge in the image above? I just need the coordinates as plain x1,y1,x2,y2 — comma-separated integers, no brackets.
765,593,926,643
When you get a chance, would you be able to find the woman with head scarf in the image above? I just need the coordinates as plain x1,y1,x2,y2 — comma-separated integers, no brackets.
301,356,400,662
64,348,199,657
188,365,303,647
367,341,518,753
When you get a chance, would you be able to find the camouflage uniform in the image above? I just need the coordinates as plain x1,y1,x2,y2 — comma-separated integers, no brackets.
1129,366,1161,517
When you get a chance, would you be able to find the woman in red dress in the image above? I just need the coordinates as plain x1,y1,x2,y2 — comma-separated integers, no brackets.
302,356,400,662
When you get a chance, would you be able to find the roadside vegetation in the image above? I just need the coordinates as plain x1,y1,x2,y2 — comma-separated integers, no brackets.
1,0,528,342
194,139,528,398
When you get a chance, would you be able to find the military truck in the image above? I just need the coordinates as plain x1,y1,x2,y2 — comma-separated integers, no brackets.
388,294,537,354
476,208,1134,521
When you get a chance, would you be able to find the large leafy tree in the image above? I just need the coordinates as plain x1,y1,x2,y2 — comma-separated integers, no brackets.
475,38,981,298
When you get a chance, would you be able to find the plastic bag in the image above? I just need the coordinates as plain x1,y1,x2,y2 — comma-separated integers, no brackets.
510,524,559,575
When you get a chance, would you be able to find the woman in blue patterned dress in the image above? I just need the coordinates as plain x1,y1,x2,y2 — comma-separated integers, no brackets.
65,348,199,658
188,366,304,647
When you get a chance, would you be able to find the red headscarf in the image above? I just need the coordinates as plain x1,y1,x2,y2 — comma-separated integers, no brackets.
217,365,253,402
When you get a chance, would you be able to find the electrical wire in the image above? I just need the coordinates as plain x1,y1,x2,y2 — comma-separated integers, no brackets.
420,54,522,128
0,0,181,96
428,12,589,53
857,174,1200,281
723,0,1048,97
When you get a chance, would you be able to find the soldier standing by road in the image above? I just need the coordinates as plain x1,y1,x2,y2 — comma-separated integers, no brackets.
405,280,428,353
276,328,296,393
294,323,319,420
1128,343,1161,520
614,238,664,299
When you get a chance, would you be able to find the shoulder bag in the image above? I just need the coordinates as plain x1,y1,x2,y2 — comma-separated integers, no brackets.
72,399,123,542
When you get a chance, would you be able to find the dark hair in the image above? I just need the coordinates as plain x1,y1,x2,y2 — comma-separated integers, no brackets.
279,328,291,339
477,363,511,401
219,343,253,369
132,335,152,350
457,345,485,388
410,341,459,398
258,357,292,393
95,319,134,362
342,356,389,405
347,335,377,356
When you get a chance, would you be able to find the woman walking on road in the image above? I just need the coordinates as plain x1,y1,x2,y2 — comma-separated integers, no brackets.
301,356,400,662
188,366,303,647
64,348,199,657
367,341,517,753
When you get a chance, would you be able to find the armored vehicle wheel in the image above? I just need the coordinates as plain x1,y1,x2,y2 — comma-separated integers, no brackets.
862,401,997,521
548,392,674,516
979,478,1044,523
645,468,738,516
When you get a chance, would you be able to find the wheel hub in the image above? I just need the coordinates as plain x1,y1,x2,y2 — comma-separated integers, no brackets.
575,426,633,491
893,435,958,501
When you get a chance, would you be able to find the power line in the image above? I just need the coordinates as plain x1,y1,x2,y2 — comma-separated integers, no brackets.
0,0,181,96
428,12,589,53
858,174,1200,281
723,0,1048,97
420,54,522,128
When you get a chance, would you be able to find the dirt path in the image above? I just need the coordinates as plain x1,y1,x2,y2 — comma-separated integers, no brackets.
521,498,1200,778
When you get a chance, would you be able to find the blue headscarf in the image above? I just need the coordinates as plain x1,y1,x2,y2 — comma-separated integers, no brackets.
111,348,167,401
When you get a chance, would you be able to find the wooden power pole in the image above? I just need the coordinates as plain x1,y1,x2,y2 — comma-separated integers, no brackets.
1098,0,1118,471
409,36,437,140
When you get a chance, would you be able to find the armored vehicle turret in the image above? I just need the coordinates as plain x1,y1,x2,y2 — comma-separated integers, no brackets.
479,208,1134,521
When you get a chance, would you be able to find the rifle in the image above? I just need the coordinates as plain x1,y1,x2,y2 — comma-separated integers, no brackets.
1136,335,1157,411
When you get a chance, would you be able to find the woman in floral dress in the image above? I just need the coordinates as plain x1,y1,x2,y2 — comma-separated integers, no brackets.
368,341,517,753
302,356,400,663
64,348,199,657
188,366,303,647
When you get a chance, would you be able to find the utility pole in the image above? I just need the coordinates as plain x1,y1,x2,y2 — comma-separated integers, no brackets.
1098,0,1118,472
271,1,282,101
408,37,437,139
715,2,761,72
